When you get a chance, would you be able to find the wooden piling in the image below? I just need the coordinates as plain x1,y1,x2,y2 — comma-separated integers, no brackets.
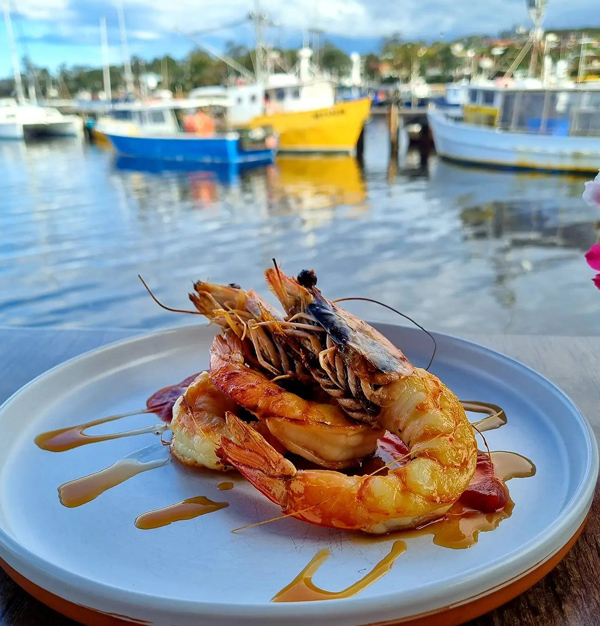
388,100,399,161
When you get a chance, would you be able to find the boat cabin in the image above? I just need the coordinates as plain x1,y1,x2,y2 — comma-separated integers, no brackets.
463,85,600,136
95,97,233,137
226,75,336,126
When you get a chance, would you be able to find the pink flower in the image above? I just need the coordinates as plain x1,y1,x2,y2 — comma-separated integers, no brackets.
593,274,600,290
585,244,600,270
583,170,600,208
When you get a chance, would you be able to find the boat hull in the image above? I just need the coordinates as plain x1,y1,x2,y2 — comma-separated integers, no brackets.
0,123,24,139
39,118,83,137
0,118,82,140
428,109,600,173
105,133,274,166
249,98,371,154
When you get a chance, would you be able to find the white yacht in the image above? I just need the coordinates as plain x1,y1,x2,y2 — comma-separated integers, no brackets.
0,98,83,140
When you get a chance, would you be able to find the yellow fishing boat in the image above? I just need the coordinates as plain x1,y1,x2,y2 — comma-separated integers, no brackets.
248,98,371,154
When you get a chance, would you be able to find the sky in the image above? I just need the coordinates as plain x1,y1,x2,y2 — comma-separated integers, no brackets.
0,0,598,78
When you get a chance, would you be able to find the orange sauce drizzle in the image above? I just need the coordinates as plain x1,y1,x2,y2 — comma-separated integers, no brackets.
272,540,406,602
279,449,535,601
58,457,169,508
462,400,507,432
35,410,165,452
135,496,228,530
217,482,234,491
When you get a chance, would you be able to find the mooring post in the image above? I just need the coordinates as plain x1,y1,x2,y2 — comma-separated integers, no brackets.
388,100,399,161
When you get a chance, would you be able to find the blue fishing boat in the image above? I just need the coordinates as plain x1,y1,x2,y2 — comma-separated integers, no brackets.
97,98,275,166
105,130,275,166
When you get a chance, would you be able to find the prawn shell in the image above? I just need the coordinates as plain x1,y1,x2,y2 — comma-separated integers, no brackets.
307,292,414,385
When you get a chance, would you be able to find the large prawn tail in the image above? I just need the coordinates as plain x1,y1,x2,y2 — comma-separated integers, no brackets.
217,413,295,506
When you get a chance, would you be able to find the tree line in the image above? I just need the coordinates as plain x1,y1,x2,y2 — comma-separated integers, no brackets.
0,28,597,100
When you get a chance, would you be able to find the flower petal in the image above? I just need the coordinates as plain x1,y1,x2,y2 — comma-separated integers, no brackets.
586,244,600,270
583,180,600,208
592,274,600,290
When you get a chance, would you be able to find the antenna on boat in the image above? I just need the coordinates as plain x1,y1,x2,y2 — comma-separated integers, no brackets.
116,0,135,97
250,0,275,83
100,18,112,104
2,0,25,104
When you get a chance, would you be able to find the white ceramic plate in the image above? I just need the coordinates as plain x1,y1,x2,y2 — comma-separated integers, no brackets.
0,324,597,626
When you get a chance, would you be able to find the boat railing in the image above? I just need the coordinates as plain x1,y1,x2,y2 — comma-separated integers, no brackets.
495,89,600,137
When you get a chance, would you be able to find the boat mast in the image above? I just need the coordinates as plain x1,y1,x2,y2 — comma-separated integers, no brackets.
251,0,268,82
2,0,25,104
116,0,135,96
527,0,547,77
100,18,112,102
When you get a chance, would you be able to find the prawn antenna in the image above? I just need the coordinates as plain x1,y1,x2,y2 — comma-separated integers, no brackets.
138,275,202,315
332,297,437,371
472,423,492,461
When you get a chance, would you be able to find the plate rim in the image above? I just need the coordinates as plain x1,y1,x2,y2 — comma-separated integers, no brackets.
0,323,597,622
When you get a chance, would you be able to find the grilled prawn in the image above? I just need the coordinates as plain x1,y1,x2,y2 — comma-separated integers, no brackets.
216,265,477,532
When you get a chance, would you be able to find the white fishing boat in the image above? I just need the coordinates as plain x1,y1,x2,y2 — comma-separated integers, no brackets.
428,84,600,173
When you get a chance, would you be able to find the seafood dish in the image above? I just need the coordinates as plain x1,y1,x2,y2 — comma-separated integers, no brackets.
165,264,496,534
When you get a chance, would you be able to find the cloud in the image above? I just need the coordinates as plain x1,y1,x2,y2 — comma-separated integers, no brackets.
7,0,600,55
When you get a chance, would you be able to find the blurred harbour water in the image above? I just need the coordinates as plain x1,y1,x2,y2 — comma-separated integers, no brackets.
1,116,598,335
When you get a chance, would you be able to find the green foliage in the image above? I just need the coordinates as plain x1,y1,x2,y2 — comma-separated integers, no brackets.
319,43,351,76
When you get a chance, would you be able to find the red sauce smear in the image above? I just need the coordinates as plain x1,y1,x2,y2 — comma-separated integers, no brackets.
146,374,200,422
370,432,507,513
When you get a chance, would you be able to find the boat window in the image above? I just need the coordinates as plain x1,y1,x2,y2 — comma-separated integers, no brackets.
571,92,600,136
291,89,300,99
276,89,285,101
482,90,495,106
499,93,516,128
149,110,166,123
468,89,478,104
113,110,132,120
250,94,257,103
511,92,547,132
133,111,143,124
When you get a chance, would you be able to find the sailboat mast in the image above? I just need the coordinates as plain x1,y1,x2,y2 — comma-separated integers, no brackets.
100,18,112,102
116,0,135,96
2,0,25,104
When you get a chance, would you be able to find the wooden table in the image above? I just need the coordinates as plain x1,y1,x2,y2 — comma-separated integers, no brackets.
0,328,598,626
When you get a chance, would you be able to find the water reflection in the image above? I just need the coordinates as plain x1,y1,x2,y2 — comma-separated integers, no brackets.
0,119,598,335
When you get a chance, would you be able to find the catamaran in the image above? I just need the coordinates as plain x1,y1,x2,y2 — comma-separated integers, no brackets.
0,2,82,140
